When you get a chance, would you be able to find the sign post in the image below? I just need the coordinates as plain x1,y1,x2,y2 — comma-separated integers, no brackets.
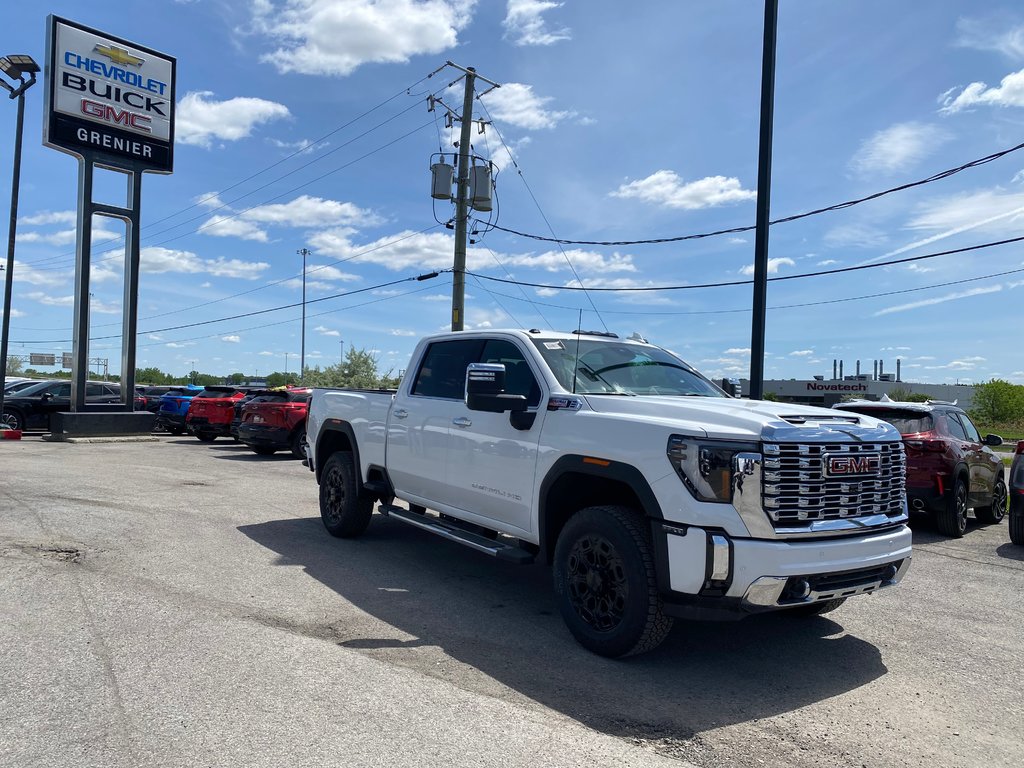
42,16,175,417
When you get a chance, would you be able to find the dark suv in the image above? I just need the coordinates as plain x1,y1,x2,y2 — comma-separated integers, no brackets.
1010,441,1024,545
835,399,1006,538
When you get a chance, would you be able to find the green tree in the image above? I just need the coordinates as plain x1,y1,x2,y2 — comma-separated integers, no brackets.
303,347,397,389
5,356,23,375
885,388,929,403
969,379,1024,425
227,372,246,385
265,371,299,388
136,366,171,384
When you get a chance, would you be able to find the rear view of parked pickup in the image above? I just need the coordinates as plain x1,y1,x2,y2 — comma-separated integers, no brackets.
306,330,912,657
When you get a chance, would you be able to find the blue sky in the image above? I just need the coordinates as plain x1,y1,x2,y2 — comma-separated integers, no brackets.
1,0,1023,385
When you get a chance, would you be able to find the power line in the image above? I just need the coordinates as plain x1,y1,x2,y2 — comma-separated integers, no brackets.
476,95,608,331
477,265,1024,316
479,139,1024,247
20,74,437,269
11,271,445,345
465,234,1024,292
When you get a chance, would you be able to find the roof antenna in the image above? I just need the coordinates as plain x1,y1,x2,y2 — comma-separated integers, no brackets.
572,309,582,395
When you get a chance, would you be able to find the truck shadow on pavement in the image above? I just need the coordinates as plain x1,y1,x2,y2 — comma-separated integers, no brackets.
238,515,888,743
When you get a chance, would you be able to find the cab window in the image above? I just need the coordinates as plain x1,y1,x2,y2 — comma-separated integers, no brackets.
411,339,485,400
956,413,981,443
944,412,968,441
480,339,541,408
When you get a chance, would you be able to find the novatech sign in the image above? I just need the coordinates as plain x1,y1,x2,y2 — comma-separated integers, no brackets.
806,382,868,392
43,16,175,173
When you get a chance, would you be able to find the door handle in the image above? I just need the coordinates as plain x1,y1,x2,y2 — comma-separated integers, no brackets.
393,408,409,419
452,416,472,428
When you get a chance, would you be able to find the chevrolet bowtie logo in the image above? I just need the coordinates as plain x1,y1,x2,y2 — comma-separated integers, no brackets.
94,44,144,68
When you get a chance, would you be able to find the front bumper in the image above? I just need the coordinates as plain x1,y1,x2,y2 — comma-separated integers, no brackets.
155,412,186,430
655,522,912,619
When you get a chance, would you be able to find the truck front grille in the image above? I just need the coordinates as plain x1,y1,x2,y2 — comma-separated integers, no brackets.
761,442,905,526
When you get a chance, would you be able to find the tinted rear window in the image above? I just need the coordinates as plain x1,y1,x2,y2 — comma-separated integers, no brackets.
195,389,238,398
842,407,933,434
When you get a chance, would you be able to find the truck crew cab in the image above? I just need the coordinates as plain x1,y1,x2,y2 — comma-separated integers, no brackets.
306,330,912,657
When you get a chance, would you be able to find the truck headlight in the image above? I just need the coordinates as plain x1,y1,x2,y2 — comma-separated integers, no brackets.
667,436,760,503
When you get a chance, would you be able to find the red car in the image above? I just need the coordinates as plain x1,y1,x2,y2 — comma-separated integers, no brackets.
237,387,312,458
1010,441,1024,545
835,399,1006,538
186,386,249,442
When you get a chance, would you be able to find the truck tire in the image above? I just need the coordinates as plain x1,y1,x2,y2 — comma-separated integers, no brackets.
935,475,968,538
1010,509,1024,546
785,597,846,617
319,451,373,538
975,476,1007,524
553,505,672,658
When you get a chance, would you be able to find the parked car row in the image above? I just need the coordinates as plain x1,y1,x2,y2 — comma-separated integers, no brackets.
156,384,312,459
835,398,1013,540
1,379,143,431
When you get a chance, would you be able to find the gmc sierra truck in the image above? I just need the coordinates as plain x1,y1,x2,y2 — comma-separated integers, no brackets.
306,329,912,657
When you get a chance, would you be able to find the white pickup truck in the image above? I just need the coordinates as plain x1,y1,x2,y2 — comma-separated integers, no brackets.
306,329,911,657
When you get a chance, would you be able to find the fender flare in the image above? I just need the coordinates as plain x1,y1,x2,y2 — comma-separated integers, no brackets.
314,419,363,489
537,454,663,557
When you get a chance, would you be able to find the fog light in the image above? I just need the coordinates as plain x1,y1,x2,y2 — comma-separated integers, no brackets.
792,579,811,599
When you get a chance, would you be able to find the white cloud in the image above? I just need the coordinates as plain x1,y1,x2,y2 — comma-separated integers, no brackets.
259,350,275,356
955,18,1024,60
254,0,475,76
200,215,269,242
314,325,340,336
200,282,212,289
939,67,1024,113
483,82,575,130
221,335,241,343
176,91,290,147
148,334,163,341
243,195,380,227
193,192,226,209
824,223,889,249
19,210,76,226
9,260,69,288
612,171,756,210
166,342,195,349
789,350,814,357
390,329,418,336
141,246,270,280
817,259,840,266
850,122,949,175
739,257,794,276
25,291,74,308
728,237,747,245
503,0,570,46
724,348,750,355
874,285,1002,316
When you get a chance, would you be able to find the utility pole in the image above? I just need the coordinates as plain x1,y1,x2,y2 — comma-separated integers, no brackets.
285,351,289,380
450,67,476,332
339,338,344,365
442,62,499,331
297,247,310,382
748,0,779,400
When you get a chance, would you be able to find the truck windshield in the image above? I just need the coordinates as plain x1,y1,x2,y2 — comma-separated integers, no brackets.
530,338,724,397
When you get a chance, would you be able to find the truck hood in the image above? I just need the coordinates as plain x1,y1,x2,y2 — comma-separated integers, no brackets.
580,395,900,443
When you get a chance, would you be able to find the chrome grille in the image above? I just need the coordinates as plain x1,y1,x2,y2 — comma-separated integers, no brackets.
761,442,905,525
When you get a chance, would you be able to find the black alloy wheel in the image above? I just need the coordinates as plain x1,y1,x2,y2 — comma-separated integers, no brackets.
553,506,672,657
2,410,24,431
975,477,1008,524
319,451,373,538
936,475,969,538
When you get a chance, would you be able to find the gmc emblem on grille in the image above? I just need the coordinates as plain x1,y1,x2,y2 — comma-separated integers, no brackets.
824,453,880,476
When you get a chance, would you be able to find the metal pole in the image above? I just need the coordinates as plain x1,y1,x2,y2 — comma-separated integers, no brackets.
748,0,779,401
71,160,94,411
121,170,143,408
339,338,344,365
297,248,309,382
451,67,477,332
0,89,25,420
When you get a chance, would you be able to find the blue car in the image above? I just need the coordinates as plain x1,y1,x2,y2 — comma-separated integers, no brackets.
154,385,204,435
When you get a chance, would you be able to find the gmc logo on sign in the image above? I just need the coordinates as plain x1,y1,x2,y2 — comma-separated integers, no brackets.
824,454,880,476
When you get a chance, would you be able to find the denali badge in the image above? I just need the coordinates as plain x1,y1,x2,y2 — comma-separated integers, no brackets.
824,453,880,476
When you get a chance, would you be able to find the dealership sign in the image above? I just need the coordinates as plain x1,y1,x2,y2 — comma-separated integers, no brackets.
43,16,175,173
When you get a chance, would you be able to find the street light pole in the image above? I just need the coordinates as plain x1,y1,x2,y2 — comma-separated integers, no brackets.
0,55,39,427
297,247,310,383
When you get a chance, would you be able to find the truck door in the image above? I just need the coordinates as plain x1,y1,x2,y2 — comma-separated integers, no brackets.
443,338,545,535
386,338,484,506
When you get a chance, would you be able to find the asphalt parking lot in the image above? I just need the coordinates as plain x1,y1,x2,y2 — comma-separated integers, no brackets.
2,436,1022,768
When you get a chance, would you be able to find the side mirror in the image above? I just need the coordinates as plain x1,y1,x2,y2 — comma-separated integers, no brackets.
41,392,53,401
465,363,528,413
984,434,1003,447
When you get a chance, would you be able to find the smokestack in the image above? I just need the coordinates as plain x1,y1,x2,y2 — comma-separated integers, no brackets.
897,359,902,382
839,360,844,379
833,359,837,380
880,359,884,378
856,360,861,376
873,360,878,380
